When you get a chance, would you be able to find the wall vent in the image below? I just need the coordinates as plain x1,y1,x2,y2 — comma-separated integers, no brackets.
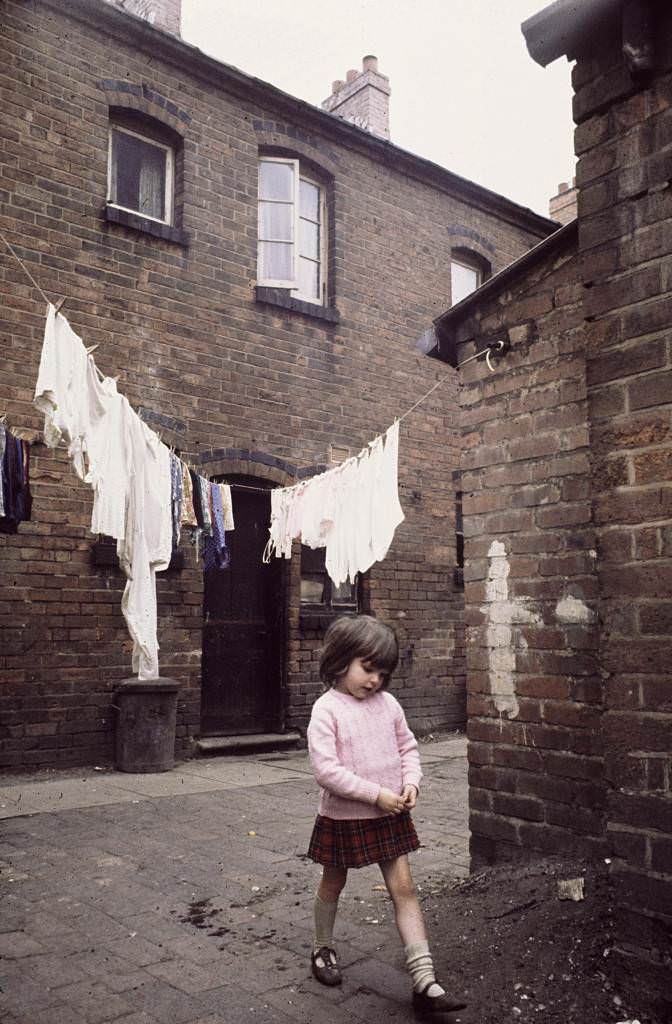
330,444,350,464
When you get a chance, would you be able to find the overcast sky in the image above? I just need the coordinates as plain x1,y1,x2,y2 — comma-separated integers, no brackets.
181,0,575,218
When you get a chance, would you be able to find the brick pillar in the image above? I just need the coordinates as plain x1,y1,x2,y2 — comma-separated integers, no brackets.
575,8,672,1011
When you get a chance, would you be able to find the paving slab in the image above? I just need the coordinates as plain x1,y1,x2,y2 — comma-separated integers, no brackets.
0,782,142,817
0,740,468,1024
176,761,306,788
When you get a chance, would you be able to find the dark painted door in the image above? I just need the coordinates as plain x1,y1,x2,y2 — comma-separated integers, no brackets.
201,477,283,735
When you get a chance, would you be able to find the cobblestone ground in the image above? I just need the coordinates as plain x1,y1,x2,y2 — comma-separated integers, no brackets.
0,738,468,1024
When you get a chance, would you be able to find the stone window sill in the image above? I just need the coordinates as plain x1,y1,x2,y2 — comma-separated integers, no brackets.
255,287,340,324
104,205,190,247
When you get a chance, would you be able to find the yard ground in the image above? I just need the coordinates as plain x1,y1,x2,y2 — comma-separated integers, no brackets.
0,737,645,1024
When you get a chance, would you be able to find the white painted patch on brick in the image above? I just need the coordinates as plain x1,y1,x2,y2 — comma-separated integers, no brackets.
555,595,594,624
480,540,540,719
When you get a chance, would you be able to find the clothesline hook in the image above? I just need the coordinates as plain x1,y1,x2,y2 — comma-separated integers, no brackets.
485,339,506,372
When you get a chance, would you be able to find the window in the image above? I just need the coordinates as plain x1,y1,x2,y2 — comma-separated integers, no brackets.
258,158,325,304
450,257,482,305
108,123,174,225
301,547,358,609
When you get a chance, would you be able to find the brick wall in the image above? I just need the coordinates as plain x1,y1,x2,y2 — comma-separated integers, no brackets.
574,13,672,1010
444,227,608,866
440,8,672,1013
0,0,550,768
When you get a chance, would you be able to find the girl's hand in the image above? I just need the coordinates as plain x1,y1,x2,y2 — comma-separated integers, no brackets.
376,787,406,815
401,784,418,810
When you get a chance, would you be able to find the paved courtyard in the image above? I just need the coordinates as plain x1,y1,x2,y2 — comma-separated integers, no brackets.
0,736,468,1024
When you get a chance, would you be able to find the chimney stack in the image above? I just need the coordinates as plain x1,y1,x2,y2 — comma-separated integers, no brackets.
549,177,578,224
321,55,391,140
105,0,181,36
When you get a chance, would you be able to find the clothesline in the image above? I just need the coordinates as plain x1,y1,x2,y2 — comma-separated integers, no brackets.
0,230,54,307
3,227,502,678
1,229,502,497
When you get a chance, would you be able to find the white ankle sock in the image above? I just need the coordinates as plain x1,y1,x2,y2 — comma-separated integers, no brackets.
313,894,338,952
404,941,445,997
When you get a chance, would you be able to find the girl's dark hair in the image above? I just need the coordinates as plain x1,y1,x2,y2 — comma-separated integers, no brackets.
319,615,399,688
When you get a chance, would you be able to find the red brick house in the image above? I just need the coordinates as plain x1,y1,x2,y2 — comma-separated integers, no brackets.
0,0,555,769
430,0,672,1014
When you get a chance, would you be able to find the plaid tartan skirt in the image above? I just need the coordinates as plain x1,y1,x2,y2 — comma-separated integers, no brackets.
307,811,420,869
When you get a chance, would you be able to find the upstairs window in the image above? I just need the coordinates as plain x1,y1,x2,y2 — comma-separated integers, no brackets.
108,122,174,225
451,259,481,304
450,247,490,306
258,157,325,304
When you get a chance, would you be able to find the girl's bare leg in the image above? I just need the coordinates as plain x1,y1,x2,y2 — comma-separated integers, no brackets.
379,854,427,945
380,855,452,1001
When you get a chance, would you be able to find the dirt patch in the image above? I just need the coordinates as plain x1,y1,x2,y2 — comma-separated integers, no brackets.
420,858,651,1024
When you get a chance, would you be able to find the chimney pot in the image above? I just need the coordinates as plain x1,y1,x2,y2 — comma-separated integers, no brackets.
558,182,568,193
346,69,358,83
332,79,345,93
362,54,378,72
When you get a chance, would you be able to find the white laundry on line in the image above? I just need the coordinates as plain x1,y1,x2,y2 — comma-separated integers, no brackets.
264,420,405,585
34,304,173,679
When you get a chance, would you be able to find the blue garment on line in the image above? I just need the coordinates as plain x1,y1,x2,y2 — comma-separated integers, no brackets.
169,453,183,548
0,431,32,534
202,481,230,573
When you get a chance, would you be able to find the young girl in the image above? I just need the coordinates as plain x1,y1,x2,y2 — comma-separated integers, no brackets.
306,614,467,1019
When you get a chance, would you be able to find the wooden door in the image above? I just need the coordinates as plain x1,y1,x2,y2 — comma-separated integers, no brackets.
200,477,283,735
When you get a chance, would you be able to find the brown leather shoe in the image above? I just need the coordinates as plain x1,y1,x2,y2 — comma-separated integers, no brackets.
413,981,467,1017
311,946,342,986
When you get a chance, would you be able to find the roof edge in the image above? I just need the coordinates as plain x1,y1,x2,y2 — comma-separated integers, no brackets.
46,0,558,237
432,218,578,364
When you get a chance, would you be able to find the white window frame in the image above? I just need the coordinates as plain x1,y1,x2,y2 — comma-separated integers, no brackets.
107,123,174,226
257,156,327,305
450,257,482,306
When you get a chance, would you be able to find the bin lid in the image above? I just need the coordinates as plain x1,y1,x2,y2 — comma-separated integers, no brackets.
116,677,181,694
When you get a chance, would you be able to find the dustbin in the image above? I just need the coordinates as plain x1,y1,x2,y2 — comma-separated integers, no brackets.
115,677,180,773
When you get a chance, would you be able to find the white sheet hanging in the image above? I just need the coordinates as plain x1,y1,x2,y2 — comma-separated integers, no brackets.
34,304,95,472
117,408,172,679
34,304,173,680
87,381,130,542
372,421,405,562
265,421,405,585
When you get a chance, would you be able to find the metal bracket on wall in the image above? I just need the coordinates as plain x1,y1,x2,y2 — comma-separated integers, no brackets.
457,337,509,373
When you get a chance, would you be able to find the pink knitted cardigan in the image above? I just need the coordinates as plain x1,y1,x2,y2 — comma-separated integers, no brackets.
307,687,423,820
